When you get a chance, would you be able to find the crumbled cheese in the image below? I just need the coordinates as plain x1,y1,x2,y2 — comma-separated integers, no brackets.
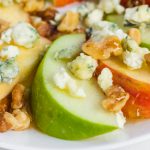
91,21,127,41
0,59,19,83
138,47,150,57
114,29,127,40
55,13,65,22
53,68,86,98
116,111,126,128
98,0,124,14
98,68,113,92
122,37,149,69
1,22,39,48
1,28,13,44
113,0,125,14
122,36,139,51
77,2,96,18
67,80,86,98
124,5,150,25
0,46,19,59
93,21,118,31
124,37,149,55
91,21,118,41
123,51,143,69
54,68,71,89
98,0,114,14
67,53,98,80
12,22,39,48
85,9,104,27
56,2,95,22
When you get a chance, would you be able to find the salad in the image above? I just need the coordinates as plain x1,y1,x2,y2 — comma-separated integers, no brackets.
0,0,150,140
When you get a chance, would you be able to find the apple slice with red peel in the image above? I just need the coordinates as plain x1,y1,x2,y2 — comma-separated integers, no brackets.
96,58,150,119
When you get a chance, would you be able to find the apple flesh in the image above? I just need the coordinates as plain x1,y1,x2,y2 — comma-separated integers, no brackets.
0,4,50,100
0,4,30,26
31,34,119,140
96,58,150,119
0,37,50,100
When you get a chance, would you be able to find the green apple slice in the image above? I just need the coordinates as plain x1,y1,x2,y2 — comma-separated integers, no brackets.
105,14,130,32
140,26,150,49
31,34,119,140
106,14,150,49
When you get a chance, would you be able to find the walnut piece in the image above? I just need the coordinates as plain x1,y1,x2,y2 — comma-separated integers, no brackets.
58,11,80,32
12,109,31,131
144,53,150,65
36,7,57,21
0,83,31,132
0,98,9,113
11,84,25,109
0,113,12,132
128,28,141,45
36,21,52,37
1,109,30,131
82,36,123,60
102,85,130,113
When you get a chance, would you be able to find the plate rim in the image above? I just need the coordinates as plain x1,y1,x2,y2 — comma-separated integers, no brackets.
1,131,150,150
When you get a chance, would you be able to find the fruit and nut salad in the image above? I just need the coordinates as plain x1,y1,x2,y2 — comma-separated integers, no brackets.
0,0,150,140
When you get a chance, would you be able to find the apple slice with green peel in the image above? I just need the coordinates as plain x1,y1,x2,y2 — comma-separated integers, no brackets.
140,26,150,49
105,14,130,32
105,14,150,49
31,34,120,140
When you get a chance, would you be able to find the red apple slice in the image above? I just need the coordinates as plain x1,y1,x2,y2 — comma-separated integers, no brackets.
96,57,150,119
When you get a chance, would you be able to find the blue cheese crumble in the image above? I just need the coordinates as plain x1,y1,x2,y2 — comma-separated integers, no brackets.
53,68,86,98
0,59,19,83
77,1,96,18
122,37,149,69
124,5,150,25
98,68,113,92
91,21,127,41
85,9,104,27
1,22,39,48
1,28,13,44
98,0,125,14
12,22,39,48
68,53,98,80
116,111,126,128
0,45,19,59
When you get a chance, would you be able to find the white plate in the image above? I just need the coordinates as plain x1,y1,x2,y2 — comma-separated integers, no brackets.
1,2,150,150
0,120,150,150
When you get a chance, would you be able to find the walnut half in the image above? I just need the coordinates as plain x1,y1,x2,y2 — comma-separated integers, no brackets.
82,36,123,60
0,98,9,113
0,113,12,132
145,53,150,65
0,109,31,132
0,83,31,132
57,11,80,32
11,84,25,109
102,85,130,113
